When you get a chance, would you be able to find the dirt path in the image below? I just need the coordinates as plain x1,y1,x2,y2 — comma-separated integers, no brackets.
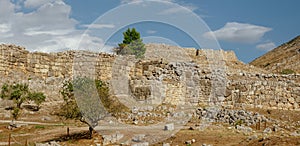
0,120,63,126
30,126,89,142
0,120,89,145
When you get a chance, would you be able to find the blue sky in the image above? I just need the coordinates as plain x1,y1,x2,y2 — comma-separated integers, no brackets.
0,0,299,63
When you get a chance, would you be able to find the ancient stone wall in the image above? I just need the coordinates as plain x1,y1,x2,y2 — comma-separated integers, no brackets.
226,73,300,110
0,44,299,110
0,44,115,101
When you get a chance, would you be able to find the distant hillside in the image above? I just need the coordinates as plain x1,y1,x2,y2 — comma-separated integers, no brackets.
250,35,300,74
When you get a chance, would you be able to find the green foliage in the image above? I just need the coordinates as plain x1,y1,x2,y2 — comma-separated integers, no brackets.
12,107,20,120
28,92,46,110
59,78,111,138
120,28,141,45
0,83,46,110
11,84,29,108
0,83,47,120
121,39,146,59
72,77,106,127
59,78,128,128
35,125,45,129
0,83,9,99
1,83,30,108
60,80,74,102
116,28,146,58
95,80,129,115
59,80,82,120
95,80,109,100
281,69,295,74
59,78,108,128
235,119,243,126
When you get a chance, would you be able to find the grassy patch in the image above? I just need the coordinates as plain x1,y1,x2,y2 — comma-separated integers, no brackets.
234,120,243,126
35,125,45,129
95,80,129,115
281,69,295,74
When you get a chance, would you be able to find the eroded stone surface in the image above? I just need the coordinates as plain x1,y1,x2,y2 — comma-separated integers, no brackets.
0,44,299,110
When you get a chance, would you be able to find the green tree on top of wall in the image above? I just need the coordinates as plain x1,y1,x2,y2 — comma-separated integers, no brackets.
115,28,146,59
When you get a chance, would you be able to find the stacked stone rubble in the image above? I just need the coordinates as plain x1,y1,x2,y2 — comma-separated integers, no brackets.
0,44,299,110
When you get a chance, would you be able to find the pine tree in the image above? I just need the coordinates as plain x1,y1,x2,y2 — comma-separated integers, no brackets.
116,28,146,58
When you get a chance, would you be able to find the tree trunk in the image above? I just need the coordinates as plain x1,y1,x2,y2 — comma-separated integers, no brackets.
89,126,93,139
17,102,21,109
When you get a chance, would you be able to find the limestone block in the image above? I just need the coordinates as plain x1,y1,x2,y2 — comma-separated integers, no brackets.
132,142,149,146
288,97,295,103
132,134,145,142
296,97,300,103
278,102,285,109
164,123,174,131
294,102,299,109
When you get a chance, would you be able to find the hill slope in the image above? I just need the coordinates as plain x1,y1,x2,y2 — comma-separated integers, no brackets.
250,35,300,74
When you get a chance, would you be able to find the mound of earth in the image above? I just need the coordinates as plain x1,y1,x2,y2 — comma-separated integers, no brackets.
250,35,300,74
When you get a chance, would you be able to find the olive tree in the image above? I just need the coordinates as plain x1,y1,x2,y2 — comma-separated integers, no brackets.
1,83,30,108
1,83,47,121
59,78,107,138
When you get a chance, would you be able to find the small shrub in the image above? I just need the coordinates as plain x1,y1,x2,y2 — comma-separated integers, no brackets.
0,83,9,99
35,125,45,129
281,69,295,74
95,80,129,115
59,80,81,119
28,92,46,110
235,120,243,126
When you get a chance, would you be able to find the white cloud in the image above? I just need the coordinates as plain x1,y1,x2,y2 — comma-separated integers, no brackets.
120,0,197,15
0,23,11,33
34,33,110,52
0,23,13,38
120,0,143,4
203,22,272,43
24,0,57,8
82,24,115,29
159,6,196,15
0,0,111,53
146,30,157,34
156,0,197,15
24,29,73,36
0,0,15,39
120,0,173,4
0,0,15,22
256,42,276,51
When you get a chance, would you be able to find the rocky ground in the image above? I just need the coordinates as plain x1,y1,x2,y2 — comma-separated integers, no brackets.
250,35,300,74
1,101,300,146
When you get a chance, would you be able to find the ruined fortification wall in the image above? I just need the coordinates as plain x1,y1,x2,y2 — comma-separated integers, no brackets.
227,73,300,110
0,44,115,101
0,44,299,110
122,55,300,110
